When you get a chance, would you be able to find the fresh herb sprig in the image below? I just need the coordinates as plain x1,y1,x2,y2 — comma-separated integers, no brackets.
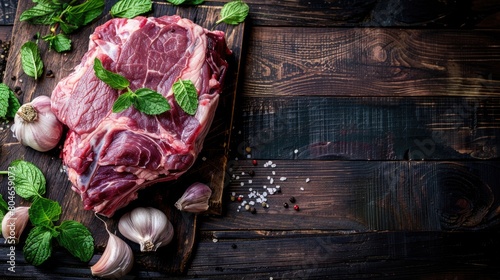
93,58,199,116
167,0,205,5
20,0,105,52
111,0,153,19
0,160,94,266
0,83,21,120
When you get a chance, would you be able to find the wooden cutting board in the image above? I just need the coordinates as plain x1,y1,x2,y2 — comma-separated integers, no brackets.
0,0,244,275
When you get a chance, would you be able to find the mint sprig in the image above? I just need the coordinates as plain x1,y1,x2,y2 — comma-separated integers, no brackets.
216,0,249,25
0,160,95,266
20,0,105,52
94,58,200,116
20,41,44,80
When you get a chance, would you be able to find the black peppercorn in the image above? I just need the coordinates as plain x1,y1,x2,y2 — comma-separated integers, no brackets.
289,196,296,203
283,202,289,208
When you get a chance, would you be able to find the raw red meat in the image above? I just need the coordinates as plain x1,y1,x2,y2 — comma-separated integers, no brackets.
51,15,230,217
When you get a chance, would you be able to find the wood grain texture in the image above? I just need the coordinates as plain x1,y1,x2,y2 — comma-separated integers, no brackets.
0,0,16,26
0,0,244,275
231,96,500,160
241,27,500,97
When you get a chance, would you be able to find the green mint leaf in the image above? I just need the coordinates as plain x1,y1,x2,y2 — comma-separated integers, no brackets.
6,89,21,119
9,160,46,201
20,2,63,25
43,33,72,52
172,79,198,115
111,0,152,18
167,0,187,5
64,0,104,31
217,0,249,25
0,83,20,119
23,226,53,266
20,41,44,80
0,83,8,118
112,91,134,113
93,58,130,90
133,88,170,115
0,194,8,214
56,220,94,262
29,197,61,228
0,194,8,223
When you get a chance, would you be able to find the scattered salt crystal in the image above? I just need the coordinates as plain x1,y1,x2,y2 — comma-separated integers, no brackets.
256,198,262,203
249,188,253,191
247,154,252,159
263,185,267,189
213,238,218,243
202,157,207,161
272,171,276,175
280,177,287,181
294,149,298,154
236,176,240,180
300,187,304,191
242,172,246,175
271,164,276,168
248,179,253,184
306,178,310,183
262,192,268,197
232,192,236,196
267,176,271,180
240,182,244,186
270,178,274,184
249,201,255,205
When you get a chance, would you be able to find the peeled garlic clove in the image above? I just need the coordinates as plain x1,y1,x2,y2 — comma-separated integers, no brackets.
118,207,174,252
11,95,63,152
91,230,133,279
2,206,30,244
175,182,212,213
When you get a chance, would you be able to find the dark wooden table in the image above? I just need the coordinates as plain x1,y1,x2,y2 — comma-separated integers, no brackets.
1,1,500,279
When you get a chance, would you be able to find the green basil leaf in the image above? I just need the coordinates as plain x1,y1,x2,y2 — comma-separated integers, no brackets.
112,91,134,113
134,88,171,115
9,160,46,201
93,58,130,90
111,0,152,18
23,226,53,266
56,220,94,262
0,83,8,118
20,41,44,80
167,0,187,5
20,2,63,25
43,33,72,52
29,197,61,228
217,0,249,25
64,0,104,31
172,79,198,115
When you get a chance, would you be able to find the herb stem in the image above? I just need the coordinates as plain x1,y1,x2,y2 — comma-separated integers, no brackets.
0,171,8,175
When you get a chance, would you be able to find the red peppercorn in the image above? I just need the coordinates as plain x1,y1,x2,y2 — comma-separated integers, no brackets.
293,204,299,211
252,159,258,166
237,196,243,202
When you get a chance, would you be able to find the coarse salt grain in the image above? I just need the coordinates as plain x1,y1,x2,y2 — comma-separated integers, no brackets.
294,149,298,154
306,178,310,183
249,179,253,184
300,187,304,191
270,178,274,184
280,177,287,181
240,182,245,186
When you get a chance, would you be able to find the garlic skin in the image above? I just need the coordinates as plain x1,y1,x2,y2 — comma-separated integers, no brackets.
11,95,63,152
175,182,212,213
1,206,30,244
91,230,133,279
118,207,174,252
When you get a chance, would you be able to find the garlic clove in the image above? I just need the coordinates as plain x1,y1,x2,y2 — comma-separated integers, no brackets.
118,207,174,252
11,95,63,152
90,230,134,279
2,206,30,244
174,182,212,213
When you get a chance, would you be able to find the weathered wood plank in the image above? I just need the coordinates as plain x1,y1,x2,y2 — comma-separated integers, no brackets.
3,230,499,279
241,27,500,97
230,96,500,160
200,160,500,231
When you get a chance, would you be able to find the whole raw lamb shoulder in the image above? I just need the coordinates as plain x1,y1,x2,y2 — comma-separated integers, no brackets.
51,15,231,217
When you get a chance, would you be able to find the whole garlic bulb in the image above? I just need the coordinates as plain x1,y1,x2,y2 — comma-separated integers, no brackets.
91,230,134,279
118,207,174,252
2,206,30,244
11,95,63,152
